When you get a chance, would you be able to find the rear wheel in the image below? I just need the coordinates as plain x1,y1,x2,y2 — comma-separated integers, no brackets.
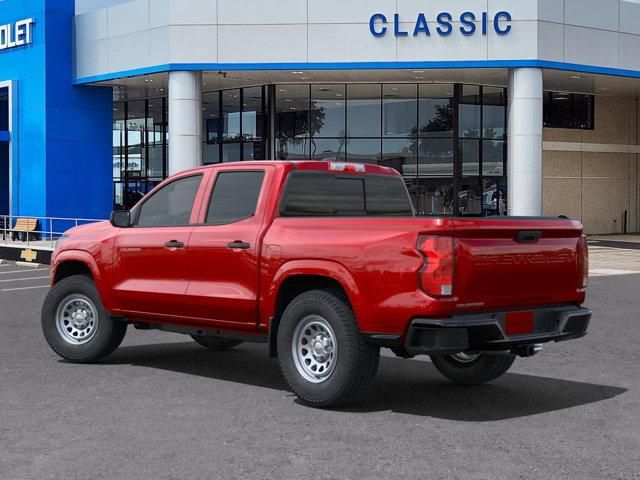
41,275,127,363
430,352,515,385
190,335,243,351
277,289,380,408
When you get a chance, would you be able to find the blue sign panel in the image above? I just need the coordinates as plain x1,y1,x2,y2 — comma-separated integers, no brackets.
370,11,512,38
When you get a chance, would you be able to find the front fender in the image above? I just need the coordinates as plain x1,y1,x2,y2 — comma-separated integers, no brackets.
262,259,363,329
52,250,115,313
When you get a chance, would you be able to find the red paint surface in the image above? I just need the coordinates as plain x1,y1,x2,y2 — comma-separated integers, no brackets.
51,161,587,339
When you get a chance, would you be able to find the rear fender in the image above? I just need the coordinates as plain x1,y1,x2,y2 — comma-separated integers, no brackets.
263,259,363,330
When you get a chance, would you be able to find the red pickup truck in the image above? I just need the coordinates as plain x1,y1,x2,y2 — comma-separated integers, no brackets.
42,161,591,407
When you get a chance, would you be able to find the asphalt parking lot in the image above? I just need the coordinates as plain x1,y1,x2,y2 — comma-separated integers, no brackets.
0,254,639,480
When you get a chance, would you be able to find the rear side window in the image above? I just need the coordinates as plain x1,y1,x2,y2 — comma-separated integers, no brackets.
206,171,265,224
281,172,413,217
137,174,202,226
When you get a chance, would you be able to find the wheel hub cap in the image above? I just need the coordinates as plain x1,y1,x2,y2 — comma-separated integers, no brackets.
291,315,338,384
55,294,98,345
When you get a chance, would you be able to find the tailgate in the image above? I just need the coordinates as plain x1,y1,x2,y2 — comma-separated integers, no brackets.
451,218,585,311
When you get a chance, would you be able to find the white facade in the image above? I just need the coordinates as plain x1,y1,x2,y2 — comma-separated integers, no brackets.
74,0,640,81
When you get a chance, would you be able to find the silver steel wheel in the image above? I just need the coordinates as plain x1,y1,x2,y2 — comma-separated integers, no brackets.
450,352,481,363
291,315,338,384
55,294,99,345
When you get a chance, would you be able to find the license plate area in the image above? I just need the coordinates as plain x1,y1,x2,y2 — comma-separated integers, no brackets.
505,310,534,335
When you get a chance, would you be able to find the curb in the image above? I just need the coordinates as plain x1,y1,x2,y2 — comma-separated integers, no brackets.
15,261,44,268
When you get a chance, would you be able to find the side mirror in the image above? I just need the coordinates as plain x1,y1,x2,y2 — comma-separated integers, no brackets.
110,210,131,228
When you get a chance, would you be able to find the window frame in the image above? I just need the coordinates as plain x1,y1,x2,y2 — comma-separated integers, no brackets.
202,169,267,226
131,173,204,228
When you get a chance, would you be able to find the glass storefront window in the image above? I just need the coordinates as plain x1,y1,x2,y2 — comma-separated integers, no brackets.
222,90,241,140
311,85,346,138
113,103,125,181
311,138,345,161
126,100,146,177
242,86,265,141
418,138,454,177
409,178,455,216
346,138,381,164
382,138,415,177
203,91,221,143
147,99,166,179
460,139,480,176
458,179,483,216
276,85,310,139
347,84,381,138
383,84,417,137
419,84,454,137
482,140,504,176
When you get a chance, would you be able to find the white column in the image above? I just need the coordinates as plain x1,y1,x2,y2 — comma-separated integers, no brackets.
507,67,543,216
168,71,202,176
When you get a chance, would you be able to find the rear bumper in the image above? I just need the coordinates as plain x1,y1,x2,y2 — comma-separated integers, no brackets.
403,306,591,356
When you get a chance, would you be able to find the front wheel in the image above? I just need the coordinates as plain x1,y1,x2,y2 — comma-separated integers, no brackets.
41,275,127,363
430,352,516,385
277,289,380,408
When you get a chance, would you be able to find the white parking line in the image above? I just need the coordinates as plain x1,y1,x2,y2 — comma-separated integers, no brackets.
0,276,50,283
1,285,50,292
0,269,50,275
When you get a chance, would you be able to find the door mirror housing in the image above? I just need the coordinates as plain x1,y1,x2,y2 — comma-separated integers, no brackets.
110,210,131,228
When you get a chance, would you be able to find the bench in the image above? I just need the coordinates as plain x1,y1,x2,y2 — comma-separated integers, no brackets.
10,218,40,242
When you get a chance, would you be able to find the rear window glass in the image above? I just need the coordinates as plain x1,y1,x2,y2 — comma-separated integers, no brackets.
281,172,413,217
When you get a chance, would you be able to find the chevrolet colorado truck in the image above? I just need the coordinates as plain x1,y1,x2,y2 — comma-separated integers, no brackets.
42,161,591,408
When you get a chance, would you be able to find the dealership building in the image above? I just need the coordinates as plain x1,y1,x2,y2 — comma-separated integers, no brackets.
1,0,640,233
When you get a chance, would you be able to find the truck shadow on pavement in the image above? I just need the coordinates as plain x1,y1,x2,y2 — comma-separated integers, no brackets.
104,341,626,422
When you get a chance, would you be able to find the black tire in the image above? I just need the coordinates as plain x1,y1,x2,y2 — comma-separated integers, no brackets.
430,353,516,385
190,335,243,351
41,275,127,363
277,288,380,408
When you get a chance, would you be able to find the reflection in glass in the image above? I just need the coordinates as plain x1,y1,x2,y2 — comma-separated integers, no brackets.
276,85,310,139
311,138,346,161
222,143,241,163
311,85,346,138
383,84,417,137
347,84,381,138
203,91,221,143
276,137,308,160
242,87,264,140
203,143,220,164
483,178,508,216
126,100,146,175
459,85,480,104
346,138,381,164
482,140,504,176
147,99,165,179
113,103,125,180
417,138,454,177
458,179,482,216
222,90,241,140
408,178,454,216
419,84,454,137
382,138,415,176
483,104,505,139
460,139,480,176
459,104,481,138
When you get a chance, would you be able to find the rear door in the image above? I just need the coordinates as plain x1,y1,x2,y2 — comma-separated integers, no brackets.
111,172,208,318
185,166,273,328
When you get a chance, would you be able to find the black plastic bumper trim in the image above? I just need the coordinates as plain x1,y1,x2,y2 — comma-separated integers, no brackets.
404,306,591,356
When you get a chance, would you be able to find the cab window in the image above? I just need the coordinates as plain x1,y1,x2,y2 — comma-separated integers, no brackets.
136,174,203,227
205,171,265,225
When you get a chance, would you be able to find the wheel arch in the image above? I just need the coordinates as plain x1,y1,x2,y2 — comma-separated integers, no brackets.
266,261,362,357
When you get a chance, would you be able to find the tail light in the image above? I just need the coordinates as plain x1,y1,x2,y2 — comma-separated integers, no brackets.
329,162,366,173
418,235,455,297
578,235,589,289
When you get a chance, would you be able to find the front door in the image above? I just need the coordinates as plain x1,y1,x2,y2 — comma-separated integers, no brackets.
186,167,271,328
111,173,206,319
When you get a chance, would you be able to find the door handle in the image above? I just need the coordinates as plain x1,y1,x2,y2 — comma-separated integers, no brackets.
164,240,184,249
227,241,251,250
